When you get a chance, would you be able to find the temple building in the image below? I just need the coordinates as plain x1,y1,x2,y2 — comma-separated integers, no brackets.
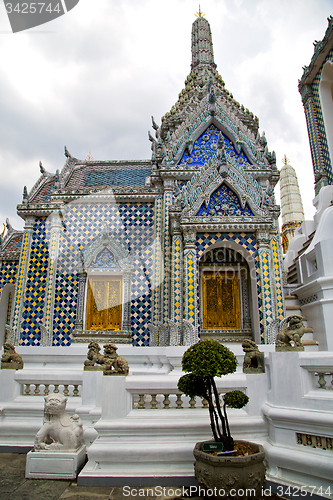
0,13,285,349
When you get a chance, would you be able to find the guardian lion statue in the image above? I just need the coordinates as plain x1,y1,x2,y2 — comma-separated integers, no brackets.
34,393,84,451
242,339,263,373
103,343,129,375
84,341,104,368
275,315,305,352
83,342,129,375
1,342,23,369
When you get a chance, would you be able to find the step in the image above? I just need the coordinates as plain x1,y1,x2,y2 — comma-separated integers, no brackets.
286,305,302,311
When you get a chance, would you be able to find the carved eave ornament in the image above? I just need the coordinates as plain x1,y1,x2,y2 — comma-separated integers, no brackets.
83,226,134,274
170,155,278,233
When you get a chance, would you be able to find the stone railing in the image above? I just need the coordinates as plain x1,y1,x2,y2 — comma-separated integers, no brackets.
21,382,81,397
315,372,333,390
132,391,212,409
14,371,83,398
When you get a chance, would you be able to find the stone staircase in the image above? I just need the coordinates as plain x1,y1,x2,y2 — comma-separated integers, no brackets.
284,292,318,350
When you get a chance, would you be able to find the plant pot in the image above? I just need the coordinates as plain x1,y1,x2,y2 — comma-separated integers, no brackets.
194,440,265,499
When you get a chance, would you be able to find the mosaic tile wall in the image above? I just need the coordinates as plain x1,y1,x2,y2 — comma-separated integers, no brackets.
20,219,49,345
311,47,333,185
271,237,285,321
53,201,155,346
195,232,265,341
0,261,19,295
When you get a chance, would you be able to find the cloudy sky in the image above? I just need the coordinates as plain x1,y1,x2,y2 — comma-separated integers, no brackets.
0,0,332,230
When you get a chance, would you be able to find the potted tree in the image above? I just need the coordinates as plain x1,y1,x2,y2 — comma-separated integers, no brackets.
178,340,265,498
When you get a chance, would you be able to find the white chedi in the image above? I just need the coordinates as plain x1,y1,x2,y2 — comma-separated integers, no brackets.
34,393,84,451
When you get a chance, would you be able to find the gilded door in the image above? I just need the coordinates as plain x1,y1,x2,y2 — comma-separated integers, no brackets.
202,271,241,329
86,277,122,331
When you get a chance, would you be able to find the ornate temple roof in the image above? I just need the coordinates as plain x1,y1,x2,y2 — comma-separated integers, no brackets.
148,15,277,182
298,15,333,90
0,219,23,260
17,15,279,221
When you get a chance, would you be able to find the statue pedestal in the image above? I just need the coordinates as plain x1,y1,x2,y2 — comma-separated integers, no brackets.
25,445,86,479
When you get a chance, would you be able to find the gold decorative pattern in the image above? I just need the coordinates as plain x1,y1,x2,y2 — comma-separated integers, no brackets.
202,271,240,329
86,277,122,331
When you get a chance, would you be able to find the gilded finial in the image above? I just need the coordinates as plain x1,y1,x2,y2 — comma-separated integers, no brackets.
86,152,94,161
1,223,5,237
195,5,205,18
282,155,290,165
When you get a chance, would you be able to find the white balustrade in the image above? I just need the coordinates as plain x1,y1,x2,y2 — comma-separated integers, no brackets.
21,382,81,397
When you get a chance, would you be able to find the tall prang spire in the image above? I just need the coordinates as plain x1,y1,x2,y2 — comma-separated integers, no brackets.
191,15,216,70
280,156,305,253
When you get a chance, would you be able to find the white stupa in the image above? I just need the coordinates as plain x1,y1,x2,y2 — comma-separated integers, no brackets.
280,155,305,253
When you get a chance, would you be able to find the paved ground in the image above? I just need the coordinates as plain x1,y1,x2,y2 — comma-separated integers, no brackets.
0,452,290,500
0,453,200,500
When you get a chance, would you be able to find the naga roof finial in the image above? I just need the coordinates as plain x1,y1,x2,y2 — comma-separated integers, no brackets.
282,154,290,165
195,5,205,18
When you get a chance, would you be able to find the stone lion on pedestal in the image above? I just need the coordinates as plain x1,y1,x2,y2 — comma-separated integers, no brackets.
1,342,23,369
103,343,129,375
242,340,264,373
275,315,305,352
34,393,84,451
83,342,129,375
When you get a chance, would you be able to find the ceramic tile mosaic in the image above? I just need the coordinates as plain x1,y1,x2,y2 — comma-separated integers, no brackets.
184,248,197,328
162,191,172,324
52,201,155,346
0,261,19,295
271,237,285,320
311,47,333,185
196,184,254,217
20,219,49,345
171,235,182,324
12,226,34,337
258,248,273,340
151,196,163,325
178,124,251,169
304,98,323,180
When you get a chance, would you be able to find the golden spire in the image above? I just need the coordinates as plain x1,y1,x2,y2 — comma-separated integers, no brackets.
86,152,94,161
195,5,205,18
282,154,290,165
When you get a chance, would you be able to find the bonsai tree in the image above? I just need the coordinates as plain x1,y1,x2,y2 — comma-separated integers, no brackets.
177,340,249,452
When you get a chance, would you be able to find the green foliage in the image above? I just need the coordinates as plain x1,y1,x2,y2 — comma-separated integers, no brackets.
223,390,249,409
177,373,207,399
181,340,238,378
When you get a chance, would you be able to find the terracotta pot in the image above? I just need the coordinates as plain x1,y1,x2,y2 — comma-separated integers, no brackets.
194,440,265,499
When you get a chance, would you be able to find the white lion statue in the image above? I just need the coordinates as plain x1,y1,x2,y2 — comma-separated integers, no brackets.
34,393,84,451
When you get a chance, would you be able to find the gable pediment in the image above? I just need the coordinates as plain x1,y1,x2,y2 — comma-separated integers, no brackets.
177,153,268,219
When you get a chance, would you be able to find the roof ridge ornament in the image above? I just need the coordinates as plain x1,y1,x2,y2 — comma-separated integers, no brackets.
282,154,290,165
195,5,205,18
